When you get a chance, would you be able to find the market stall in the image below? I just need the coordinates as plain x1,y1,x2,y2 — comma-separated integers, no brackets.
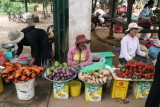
0,49,155,103
109,0,160,39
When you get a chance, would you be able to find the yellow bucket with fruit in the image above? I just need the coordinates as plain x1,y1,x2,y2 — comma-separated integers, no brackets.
69,80,82,97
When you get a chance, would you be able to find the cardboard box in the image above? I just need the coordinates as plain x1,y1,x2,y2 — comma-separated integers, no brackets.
111,80,129,98
53,82,69,99
132,81,152,99
85,83,102,102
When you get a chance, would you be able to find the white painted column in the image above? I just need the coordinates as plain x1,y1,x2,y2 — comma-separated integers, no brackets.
69,0,92,48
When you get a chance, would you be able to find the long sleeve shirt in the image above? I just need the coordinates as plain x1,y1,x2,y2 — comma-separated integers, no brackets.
139,7,154,19
119,34,146,60
16,27,45,59
67,45,92,66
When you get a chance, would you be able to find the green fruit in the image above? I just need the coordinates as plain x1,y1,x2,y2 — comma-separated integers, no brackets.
54,61,60,67
60,64,63,67
50,66,55,71
46,68,52,76
62,62,68,67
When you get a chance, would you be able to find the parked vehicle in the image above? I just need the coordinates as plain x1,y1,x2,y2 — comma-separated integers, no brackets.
91,13,111,31
117,6,127,18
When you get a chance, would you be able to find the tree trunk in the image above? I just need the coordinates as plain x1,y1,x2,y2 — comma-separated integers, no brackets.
109,0,118,17
157,0,160,8
114,0,119,16
101,0,105,10
24,0,28,12
92,0,97,13
45,0,48,10
43,2,45,12
92,0,94,10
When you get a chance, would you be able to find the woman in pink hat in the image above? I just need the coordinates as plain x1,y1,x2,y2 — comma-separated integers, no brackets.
67,34,92,71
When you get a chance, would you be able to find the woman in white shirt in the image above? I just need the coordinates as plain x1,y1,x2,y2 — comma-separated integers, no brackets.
119,23,150,65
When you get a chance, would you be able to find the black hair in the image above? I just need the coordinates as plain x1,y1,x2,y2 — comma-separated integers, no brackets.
125,31,130,35
144,0,155,8
125,28,138,35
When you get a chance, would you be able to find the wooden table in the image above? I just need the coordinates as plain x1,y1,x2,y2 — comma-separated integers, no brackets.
109,18,160,39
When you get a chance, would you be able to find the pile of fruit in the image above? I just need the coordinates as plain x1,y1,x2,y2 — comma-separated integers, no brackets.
1,62,44,83
46,61,67,75
115,60,155,79
79,68,112,84
46,67,77,81
46,61,77,81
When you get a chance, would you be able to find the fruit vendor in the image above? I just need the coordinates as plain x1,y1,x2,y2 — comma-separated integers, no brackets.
138,0,157,40
67,34,92,71
119,23,150,65
8,21,51,66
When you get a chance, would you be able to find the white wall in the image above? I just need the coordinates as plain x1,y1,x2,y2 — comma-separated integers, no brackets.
69,0,92,48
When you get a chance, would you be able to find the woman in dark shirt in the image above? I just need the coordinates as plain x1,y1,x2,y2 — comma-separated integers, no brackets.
8,22,51,66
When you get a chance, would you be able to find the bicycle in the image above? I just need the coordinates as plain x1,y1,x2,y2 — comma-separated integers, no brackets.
16,12,25,23
7,10,18,22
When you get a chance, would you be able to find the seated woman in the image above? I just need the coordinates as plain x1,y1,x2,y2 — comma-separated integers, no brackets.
119,23,150,65
67,35,92,71
138,0,156,40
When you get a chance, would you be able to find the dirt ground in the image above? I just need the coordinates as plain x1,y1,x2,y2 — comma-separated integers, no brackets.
0,14,53,57
0,16,147,107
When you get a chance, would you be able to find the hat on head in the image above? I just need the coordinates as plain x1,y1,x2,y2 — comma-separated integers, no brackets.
8,30,24,44
75,34,91,45
28,20,35,27
125,23,142,33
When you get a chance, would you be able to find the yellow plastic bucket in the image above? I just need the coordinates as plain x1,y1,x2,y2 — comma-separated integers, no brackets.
0,77,4,93
69,80,82,97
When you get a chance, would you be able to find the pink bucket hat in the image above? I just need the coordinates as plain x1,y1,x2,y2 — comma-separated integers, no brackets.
75,34,91,45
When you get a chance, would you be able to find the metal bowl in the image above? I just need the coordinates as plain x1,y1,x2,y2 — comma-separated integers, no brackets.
78,72,106,85
44,72,77,83
2,43,15,49
10,58,31,65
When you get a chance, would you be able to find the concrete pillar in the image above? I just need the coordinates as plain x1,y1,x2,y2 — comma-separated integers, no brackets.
69,0,92,48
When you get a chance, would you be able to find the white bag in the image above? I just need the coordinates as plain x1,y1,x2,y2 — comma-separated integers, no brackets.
22,12,32,19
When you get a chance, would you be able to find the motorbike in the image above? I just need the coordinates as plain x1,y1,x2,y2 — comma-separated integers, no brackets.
117,6,127,18
91,12,111,31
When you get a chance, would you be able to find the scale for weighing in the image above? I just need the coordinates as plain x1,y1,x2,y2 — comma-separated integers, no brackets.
2,44,15,60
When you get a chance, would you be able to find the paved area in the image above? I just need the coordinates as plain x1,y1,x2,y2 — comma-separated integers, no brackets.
48,91,146,107
0,77,52,107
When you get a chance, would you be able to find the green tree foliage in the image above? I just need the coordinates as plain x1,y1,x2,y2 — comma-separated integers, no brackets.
1,0,25,13
30,0,51,3
1,0,12,12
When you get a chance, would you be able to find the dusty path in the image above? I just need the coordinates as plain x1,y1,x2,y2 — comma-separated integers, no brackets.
0,15,53,56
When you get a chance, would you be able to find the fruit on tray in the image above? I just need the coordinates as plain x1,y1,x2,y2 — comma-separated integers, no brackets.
1,62,44,83
46,61,68,76
79,68,112,84
46,67,77,81
115,60,155,79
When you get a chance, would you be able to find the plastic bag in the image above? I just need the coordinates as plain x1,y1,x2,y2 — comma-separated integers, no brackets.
80,61,106,73
41,59,53,78
0,54,8,66
148,46,160,59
